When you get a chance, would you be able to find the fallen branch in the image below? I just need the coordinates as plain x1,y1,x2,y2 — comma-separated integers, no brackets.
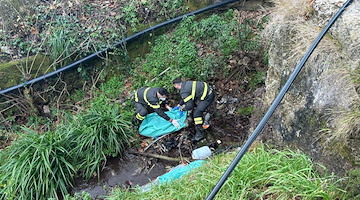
128,150,191,162
143,134,169,152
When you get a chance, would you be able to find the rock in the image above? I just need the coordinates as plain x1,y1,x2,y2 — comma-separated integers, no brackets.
262,0,359,176
217,95,238,104
1,46,13,54
43,105,51,114
313,0,360,68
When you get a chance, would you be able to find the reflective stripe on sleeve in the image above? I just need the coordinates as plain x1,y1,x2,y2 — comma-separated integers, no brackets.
134,91,139,102
136,113,145,120
194,117,203,125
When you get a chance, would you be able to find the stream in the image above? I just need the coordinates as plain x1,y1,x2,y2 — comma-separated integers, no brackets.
71,151,169,199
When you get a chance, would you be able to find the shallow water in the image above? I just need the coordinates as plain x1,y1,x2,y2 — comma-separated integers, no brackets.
71,152,168,199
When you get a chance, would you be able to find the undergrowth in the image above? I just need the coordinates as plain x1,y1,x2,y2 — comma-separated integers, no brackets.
1,6,268,200
0,81,134,199
130,10,267,91
107,144,347,200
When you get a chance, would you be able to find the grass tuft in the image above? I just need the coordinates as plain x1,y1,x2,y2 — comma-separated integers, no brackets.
0,128,76,200
69,100,133,180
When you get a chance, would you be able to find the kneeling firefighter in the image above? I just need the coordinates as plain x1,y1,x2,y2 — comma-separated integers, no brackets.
172,78,215,141
133,87,180,128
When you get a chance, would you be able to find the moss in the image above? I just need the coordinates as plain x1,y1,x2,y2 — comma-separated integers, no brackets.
346,168,360,199
0,55,53,90
237,106,254,116
326,139,356,166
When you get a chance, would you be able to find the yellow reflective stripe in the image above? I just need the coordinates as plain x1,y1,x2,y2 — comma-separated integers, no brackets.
136,113,145,120
144,87,160,109
194,117,203,125
201,82,208,100
134,91,139,102
184,95,193,103
150,104,160,109
191,81,196,100
183,81,197,103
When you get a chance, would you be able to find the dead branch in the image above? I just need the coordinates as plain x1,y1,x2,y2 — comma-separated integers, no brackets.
128,150,191,162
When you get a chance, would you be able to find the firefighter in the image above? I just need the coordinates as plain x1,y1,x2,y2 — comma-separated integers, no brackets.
172,78,215,141
133,87,180,128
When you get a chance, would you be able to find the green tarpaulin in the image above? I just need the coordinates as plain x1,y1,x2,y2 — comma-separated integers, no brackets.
139,110,187,138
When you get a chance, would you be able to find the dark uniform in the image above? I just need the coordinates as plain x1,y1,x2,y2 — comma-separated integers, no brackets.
134,87,170,123
178,81,215,128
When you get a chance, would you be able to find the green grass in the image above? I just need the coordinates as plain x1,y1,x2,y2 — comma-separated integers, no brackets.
130,10,260,90
0,95,134,199
69,99,134,180
0,128,76,200
237,106,254,116
106,144,346,200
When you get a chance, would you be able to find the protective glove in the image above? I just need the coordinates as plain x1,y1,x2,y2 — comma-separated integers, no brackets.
179,111,184,117
165,105,172,111
171,119,180,128
179,105,185,111
173,106,180,111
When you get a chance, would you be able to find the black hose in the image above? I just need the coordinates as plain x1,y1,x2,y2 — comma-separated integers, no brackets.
0,0,242,95
205,0,353,199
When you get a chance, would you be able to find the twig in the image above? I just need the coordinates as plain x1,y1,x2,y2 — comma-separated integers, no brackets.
143,134,169,152
146,164,156,174
128,150,190,162
149,67,171,83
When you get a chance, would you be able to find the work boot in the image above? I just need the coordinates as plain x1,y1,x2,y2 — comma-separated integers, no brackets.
193,125,205,142
202,113,211,129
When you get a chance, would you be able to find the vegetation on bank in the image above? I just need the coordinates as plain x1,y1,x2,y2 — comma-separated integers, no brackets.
0,7,269,199
0,100,133,199
0,2,352,200
106,143,347,200
0,0,188,63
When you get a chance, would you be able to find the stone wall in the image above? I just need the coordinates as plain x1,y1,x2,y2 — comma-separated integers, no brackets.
262,0,359,175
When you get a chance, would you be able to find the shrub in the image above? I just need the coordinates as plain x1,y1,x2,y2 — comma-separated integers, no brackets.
70,99,133,180
0,128,76,200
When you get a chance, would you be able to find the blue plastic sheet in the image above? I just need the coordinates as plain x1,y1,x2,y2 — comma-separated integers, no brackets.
139,110,187,138
140,160,205,192
158,160,205,183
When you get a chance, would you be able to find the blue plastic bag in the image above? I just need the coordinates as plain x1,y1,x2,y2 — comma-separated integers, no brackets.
139,110,187,138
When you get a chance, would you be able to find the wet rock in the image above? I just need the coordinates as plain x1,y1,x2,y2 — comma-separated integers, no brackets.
217,95,239,104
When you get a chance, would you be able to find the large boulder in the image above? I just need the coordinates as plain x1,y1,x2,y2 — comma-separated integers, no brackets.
262,0,359,175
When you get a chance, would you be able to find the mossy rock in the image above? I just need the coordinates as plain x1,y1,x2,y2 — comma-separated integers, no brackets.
0,55,53,90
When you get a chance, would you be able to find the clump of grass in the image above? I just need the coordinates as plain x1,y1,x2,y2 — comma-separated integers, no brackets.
237,106,254,116
106,144,346,199
0,93,134,199
332,101,360,141
0,128,76,200
70,99,133,180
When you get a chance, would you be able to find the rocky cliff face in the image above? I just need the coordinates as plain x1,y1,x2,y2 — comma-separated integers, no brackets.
262,0,359,175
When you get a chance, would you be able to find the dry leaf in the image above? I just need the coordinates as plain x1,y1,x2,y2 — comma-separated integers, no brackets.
30,27,38,35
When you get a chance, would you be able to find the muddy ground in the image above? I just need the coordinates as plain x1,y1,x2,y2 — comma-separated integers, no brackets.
71,49,267,199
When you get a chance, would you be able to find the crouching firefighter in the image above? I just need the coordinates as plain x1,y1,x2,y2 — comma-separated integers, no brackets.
173,78,215,141
133,87,180,129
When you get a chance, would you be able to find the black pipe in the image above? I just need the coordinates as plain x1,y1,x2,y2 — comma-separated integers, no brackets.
205,0,352,199
0,0,242,95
